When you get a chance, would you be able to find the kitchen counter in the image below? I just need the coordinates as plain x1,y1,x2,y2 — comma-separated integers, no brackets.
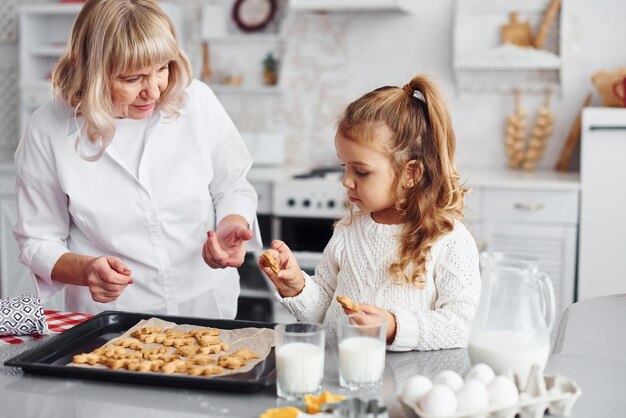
248,165,581,191
0,340,470,418
2,295,625,418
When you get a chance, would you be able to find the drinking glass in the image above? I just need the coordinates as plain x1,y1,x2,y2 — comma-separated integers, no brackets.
274,322,325,400
337,314,386,390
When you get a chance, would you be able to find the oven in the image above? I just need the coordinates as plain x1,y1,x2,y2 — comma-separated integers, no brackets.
270,174,347,272
272,216,335,274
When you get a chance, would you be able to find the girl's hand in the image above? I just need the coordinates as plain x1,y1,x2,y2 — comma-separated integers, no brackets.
203,215,253,268
258,240,305,298
350,304,398,345
83,256,133,303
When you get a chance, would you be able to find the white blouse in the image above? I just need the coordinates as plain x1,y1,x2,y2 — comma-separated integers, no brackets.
13,80,261,317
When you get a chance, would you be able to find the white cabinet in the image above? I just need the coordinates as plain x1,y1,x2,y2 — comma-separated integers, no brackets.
463,171,580,338
18,3,81,134
578,107,626,301
0,166,63,309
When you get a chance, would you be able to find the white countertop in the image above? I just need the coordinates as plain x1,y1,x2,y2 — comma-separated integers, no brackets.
0,160,581,191
249,165,580,191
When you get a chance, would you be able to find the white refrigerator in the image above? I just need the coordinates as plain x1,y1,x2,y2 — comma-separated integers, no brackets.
578,107,626,300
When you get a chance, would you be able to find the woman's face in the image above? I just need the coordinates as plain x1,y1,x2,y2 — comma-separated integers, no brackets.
110,61,170,119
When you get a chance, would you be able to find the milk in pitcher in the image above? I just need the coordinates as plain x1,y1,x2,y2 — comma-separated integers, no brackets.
468,330,550,383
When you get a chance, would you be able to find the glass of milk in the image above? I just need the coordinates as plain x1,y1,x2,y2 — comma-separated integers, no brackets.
274,323,325,400
337,314,386,390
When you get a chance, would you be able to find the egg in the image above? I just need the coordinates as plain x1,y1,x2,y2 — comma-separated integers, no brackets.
418,384,458,417
433,370,464,392
487,375,519,408
456,378,489,412
466,363,496,386
401,375,433,406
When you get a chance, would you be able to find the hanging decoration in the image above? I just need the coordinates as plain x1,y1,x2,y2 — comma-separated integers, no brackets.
523,88,555,172
504,88,527,169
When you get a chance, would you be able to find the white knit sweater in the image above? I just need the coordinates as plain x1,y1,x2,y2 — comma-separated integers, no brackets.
277,213,481,351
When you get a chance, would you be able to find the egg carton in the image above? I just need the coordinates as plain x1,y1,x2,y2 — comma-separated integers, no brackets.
399,366,581,418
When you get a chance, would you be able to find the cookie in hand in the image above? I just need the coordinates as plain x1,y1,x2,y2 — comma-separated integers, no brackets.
260,251,280,274
336,295,361,313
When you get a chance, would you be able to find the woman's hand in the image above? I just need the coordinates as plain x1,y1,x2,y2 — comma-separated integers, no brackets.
203,215,253,269
258,240,305,298
83,256,133,303
349,303,398,345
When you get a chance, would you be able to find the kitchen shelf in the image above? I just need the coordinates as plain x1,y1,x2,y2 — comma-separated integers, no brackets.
455,47,560,70
289,0,413,13
205,34,283,43
453,0,564,94
30,45,67,57
210,84,283,95
201,1,287,96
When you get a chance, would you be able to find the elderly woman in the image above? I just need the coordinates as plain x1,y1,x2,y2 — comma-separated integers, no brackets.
13,0,260,317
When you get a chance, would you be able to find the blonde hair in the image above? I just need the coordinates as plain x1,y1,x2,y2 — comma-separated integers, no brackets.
51,0,192,160
337,74,466,287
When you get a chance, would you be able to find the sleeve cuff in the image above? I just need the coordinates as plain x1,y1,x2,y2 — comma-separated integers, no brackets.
388,307,420,352
215,194,258,230
274,271,321,316
26,245,69,302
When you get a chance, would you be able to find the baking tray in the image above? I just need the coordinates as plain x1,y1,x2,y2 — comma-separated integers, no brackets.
4,310,277,393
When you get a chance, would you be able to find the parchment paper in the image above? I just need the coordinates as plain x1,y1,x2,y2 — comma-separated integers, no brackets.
69,317,276,378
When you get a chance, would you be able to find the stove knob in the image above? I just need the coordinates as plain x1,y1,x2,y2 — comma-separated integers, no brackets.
287,198,296,207
327,200,335,209
303,199,311,208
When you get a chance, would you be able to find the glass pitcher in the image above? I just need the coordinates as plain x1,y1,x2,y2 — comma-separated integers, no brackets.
468,252,556,387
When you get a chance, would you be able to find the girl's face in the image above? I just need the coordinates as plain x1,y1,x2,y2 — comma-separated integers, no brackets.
335,125,403,225
110,61,170,119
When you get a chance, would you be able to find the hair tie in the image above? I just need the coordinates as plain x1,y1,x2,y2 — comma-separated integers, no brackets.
402,84,425,103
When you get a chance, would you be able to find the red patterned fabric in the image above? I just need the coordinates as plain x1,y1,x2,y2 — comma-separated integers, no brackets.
0,310,91,345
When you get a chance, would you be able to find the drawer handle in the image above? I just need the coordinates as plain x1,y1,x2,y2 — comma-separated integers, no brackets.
514,202,545,211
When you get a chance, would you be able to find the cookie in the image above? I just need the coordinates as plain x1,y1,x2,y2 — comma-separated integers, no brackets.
260,251,280,274
189,354,217,365
187,365,224,376
217,355,247,369
336,295,361,313
113,338,143,350
72,353,100,365
197,335,221,347
231,348,259,360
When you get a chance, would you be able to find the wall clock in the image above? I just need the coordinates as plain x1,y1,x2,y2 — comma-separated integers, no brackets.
232,0,277,33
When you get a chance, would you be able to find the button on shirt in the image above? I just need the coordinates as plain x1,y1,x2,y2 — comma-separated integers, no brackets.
13,80,261,317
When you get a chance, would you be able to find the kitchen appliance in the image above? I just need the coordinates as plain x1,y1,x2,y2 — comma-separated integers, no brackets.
270,168,346,272
468,252,555,388
578,107,626,300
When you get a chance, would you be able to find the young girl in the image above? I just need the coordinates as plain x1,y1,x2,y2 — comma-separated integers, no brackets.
259,74,480,351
